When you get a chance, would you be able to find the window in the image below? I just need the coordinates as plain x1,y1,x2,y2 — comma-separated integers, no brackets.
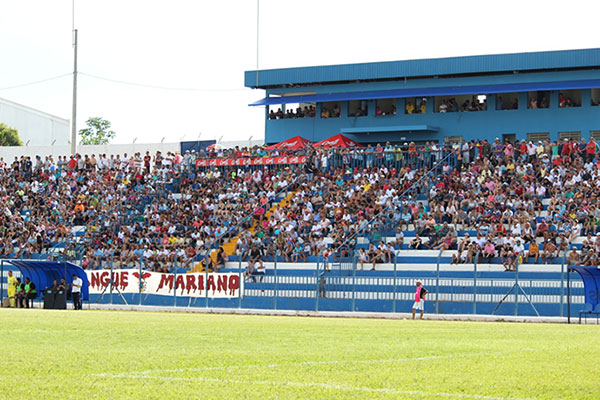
268,104,283,119
528,91,550,109
375,99,396,116
495,93,519,110
349,100,368,117
502,133,517,144
559,90,581,108
559,131,581,141
436,94,486,112
591,131,600,141
405,97,428,114
444,136,463,144
527,132,550,142
320,102,340,119
592,89,600,106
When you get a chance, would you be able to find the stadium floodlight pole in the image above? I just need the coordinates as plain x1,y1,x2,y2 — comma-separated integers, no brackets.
71,0,78,156
255,0,259,87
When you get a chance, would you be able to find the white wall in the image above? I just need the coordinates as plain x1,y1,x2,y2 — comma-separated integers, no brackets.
0,97,70,146
0,142,180,161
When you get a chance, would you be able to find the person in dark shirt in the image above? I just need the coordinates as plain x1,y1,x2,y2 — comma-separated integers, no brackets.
244,244,265,282
24,277,37,308
14,278,25,308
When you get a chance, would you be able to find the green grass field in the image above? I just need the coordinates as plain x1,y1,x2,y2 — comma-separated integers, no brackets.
0,309,598,399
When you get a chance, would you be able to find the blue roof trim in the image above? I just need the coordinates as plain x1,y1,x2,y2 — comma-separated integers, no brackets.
250,78,600,106
245,48,600,88
341,125,439,134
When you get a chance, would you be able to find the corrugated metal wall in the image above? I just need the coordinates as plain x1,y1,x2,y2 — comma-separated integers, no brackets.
245,48,600,88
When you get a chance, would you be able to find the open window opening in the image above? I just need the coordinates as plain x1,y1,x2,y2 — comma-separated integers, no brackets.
591,89,600,106
375,98,396,116
559,90,581,108
527,91,550,109
495,93,519,110
268,104,284,119
320,101,341,118
349,100,368,117
405,97,428,114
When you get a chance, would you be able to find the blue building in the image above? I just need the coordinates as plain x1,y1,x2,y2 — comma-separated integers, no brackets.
245,48,600,145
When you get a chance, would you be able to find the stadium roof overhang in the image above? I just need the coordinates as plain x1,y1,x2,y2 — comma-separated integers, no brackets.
341,125,439,134
250,78,600,106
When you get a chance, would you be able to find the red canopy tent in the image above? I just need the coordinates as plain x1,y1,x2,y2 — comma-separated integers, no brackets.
265,136,312,151
313,134,363,148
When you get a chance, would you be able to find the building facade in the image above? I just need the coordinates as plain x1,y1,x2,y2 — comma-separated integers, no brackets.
0,97,70,146
245,48,600,145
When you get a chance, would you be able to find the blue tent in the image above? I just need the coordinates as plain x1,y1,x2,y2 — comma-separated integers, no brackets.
0,260,89,301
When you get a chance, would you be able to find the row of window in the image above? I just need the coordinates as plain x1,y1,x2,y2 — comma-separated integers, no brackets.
268,88,600,119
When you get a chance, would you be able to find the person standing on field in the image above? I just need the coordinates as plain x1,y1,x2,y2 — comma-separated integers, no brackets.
412,280,427,319
7,270,16,307
71,274,83,310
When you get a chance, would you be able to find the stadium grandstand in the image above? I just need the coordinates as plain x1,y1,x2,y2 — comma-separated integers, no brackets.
0,135,598,316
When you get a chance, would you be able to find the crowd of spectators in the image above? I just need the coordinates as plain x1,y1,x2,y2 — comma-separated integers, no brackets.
269,105,317,120
0,135,598,274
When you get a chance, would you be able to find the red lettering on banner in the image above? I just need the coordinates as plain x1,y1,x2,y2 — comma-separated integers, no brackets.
197,275,204,291
157,274,174,291
120,272,129,291
99,271,109,287
176,275,185,293
186,275,197,294
207,275,216,291
217,275,227,293
90,272,100,289
228,275,240,296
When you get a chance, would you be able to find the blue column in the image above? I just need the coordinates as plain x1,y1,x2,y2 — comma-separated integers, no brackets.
518,92,528,110
488,94,497,111
581,89,591,108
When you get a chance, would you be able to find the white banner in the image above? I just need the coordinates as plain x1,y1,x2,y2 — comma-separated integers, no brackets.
87,269,243,298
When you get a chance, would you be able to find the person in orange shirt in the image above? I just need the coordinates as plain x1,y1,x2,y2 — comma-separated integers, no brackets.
74,201,85,213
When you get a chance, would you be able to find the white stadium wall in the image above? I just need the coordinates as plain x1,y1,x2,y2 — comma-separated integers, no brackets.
0,142,181,161
0,97,70,146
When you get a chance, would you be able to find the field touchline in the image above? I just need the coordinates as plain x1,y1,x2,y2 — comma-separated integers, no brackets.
88,373,540,400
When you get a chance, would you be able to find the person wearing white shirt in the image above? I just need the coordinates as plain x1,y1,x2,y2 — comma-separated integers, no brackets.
71,274,83,310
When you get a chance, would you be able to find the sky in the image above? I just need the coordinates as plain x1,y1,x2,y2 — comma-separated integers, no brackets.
0,0,598,144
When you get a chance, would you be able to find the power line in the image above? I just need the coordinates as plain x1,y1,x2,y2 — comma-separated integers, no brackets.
0,73,71,91
79,72,248,92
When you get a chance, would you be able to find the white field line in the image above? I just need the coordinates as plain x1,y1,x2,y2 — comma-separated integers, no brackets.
89,374,539,400
129,348,534,375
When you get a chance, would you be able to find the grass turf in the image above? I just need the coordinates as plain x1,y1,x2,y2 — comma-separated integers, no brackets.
0,309,598,399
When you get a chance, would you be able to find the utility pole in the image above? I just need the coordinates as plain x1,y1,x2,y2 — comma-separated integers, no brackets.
71,0,78,155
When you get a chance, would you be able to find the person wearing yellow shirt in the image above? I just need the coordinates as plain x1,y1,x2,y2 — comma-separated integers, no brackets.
405,102,415,114
6,270,16,307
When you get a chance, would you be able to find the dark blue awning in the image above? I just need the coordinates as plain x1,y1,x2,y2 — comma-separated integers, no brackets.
571,267,600,307
341,125,439,134
2,260,89,301
250,79,600,106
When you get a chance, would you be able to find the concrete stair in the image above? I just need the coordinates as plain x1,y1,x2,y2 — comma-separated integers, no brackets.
188,191,296,273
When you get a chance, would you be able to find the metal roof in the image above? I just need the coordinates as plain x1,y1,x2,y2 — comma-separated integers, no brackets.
245,48,600,88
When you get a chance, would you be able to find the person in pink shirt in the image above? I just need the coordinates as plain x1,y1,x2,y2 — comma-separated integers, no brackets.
412,280,427,319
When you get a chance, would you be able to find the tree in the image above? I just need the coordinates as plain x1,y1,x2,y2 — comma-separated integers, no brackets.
79,117,116,145
0,123,23,146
